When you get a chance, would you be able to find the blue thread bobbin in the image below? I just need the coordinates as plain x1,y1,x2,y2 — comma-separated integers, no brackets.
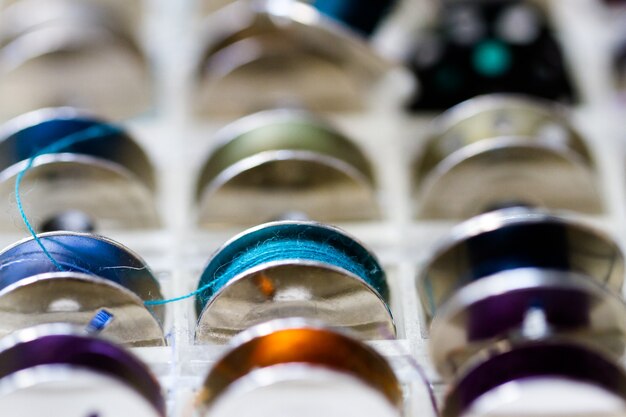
417,207,626,378
0,232,165,347
0,107,159,232
195,221,395,344
0,324,165,417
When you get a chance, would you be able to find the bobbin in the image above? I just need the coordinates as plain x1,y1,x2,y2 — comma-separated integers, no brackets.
0,108,159,232
0,324,165,417
413,94,601,218
417,207,624,323
195,109,379,225
195,221,394,343
0,0,150,120
430,268,626,378
193,0,392,116
0,232,165,346
196,318,403,417
417,207,625,376
442,341,626,417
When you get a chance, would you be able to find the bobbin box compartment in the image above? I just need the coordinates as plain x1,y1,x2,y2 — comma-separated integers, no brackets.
0,1,625,417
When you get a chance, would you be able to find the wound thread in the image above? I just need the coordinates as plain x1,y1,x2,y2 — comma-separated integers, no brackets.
194,222,388,313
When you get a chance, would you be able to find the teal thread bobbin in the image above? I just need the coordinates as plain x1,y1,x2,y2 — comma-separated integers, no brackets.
195,221,395,344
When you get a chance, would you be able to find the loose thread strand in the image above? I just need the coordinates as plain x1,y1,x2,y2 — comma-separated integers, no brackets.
15,124,123,273
14,121,208,307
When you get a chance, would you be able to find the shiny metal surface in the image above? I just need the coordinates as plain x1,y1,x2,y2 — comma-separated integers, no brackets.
196,110,379,225
198,0,237,15
0,324,165,417
193,0,391,116
195,221,394,343
417,208,624,322
0,0,150,120
0,108,159,231
429,268,626,379
0,232,165,346
197,318,403,415
443,341,626,417
0,0,143,27
414,94,601,218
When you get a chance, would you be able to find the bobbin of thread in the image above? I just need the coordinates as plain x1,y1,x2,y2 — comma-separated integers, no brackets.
430,268,626,379
196,318,403,417
195,109,380,226
192,0,393,116
0,324,165,417
194,221,394,344
416,207,625,377
0,107,159,232
442,341,626,417
0,232,165,347
413,94,601,219
0,0,150,120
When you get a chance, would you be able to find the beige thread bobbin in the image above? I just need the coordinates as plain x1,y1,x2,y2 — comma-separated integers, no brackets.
195,109,380,226
414,94,601,219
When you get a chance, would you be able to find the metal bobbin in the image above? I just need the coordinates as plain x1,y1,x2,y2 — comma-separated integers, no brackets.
0,108,159,232
417,207,625,377
442,341,626,417
413,94,601,218
0,232,165,347
196,318,403,417
195,109,379,226
195,221,394,344
0,0,150,120
0,324,165,417
193,0,391,116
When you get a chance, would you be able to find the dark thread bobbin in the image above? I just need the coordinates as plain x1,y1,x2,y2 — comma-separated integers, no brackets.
0,232,165,347
417,207,625,377
0,324,165,417
0,108,159,232
443,341,626,417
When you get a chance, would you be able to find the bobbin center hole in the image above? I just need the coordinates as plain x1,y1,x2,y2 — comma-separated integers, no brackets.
40,210,96,233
